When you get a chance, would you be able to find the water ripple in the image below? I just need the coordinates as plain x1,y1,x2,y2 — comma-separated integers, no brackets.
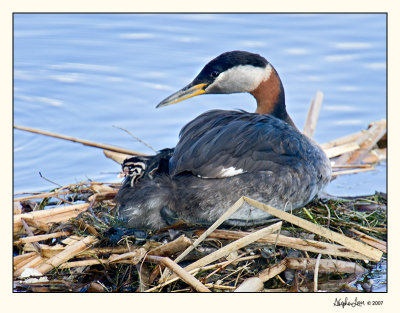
334,42,372,50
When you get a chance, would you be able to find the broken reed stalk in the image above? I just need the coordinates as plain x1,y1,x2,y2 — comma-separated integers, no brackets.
22,218,51,233
332,164,372,168
14,253,43,275
146,255,211,292
35,236,98,274
145,255,260,292
235,259,288,292
160,198,262,281
286,257,366,274
58,259,108,269
14,203,90,232
362,148,386,163
160,196,246,281
235,256,366,292
148,235,192,257
108,248,147,264
14,252,37,267
14,254,45,277
103,150,132,164
174,197,245,264
349,228,387,253
335,119,386,165
179,221,282,277
197,229,370,260
313,254,322,292
14,125,146,156
320,130,365,150
14,190,73,202
323,142,360,159
304,91,323,138
83,247,131,255
23,243,65,258
13,181,112,203
14,231,71,245
21,218,42,254
331,167,375,177
242,197,383,262
164,222,281,283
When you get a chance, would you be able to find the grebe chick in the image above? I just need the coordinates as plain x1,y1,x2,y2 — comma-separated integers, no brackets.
116,51,331,230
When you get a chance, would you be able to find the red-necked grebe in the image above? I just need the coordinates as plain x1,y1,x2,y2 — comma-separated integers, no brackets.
116,51,332,230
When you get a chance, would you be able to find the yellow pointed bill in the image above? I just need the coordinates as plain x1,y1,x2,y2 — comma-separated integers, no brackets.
156,83,207,108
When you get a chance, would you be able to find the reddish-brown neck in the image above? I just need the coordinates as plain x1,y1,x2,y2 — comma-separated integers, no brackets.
250,69,296,129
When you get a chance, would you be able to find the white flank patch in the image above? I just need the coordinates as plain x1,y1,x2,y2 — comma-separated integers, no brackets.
219,166,244,177
206,63,273,94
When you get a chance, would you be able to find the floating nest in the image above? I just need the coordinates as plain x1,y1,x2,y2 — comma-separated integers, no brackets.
13,119,387,292
13,181,386,292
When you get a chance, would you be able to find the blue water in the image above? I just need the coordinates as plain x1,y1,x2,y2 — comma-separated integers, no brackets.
13,13,386,195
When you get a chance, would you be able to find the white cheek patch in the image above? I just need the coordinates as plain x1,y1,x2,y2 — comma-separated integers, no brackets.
206,63,273,93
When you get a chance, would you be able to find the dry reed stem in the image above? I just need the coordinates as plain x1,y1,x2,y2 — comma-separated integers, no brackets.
362,148,386,163
174,197,245,264
14,203,90,232
62,235,86,246
286,257,366,274
22,217,51,232
332,164,372,168
55,181,111,192
235,255,366,292
35,236,98,274
148,235,192,257
23,244,66,258
198,229,370,260
14,202,22,214
320,130,365,150
82,247,131,255
336,119,386,165
205,284,236,290
14,254,46,277
304,91,323,138
257,259,288,282
14,252,39,271
14,190,72,202
88,191,118,203
160,196,246,281
146,255,211,292
205,252,248,279
145,255,261,292
178,222,282,277
108,248,147,264
242,197,383,262
76,219,100,237
14,231,71,245
235,259,288,292
313,254,322,292
234,277,264,292
349,228,387,253
346,119,386,164
103,150,134,164
14,125,145,156
90,184,117,193
58,259,108,269
324,142,360,159
331,167,375,177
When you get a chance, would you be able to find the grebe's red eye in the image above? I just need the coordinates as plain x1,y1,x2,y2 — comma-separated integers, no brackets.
210,71,220,78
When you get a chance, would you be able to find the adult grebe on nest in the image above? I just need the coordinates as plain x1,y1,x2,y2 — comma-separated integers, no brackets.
116,51,331,230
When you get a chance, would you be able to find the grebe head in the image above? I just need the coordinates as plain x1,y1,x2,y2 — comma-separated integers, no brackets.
156,51,293,126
